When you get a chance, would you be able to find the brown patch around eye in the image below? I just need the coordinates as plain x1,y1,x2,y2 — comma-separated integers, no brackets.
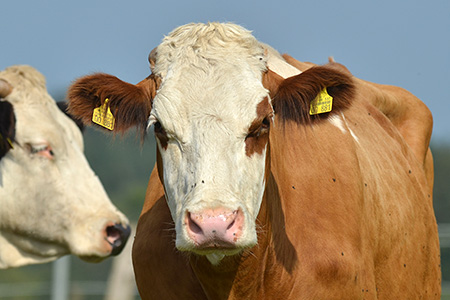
245,98,272,157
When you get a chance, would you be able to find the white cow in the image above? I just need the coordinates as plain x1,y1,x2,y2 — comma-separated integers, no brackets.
0,65,130,269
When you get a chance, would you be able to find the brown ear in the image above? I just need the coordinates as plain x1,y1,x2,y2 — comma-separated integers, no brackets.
67,73,159,135
265,65,355,126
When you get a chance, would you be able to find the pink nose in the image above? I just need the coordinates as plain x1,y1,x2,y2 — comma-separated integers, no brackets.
185,208,244,248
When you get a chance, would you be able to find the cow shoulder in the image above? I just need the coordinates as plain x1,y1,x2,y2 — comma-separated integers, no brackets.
357,79,433,171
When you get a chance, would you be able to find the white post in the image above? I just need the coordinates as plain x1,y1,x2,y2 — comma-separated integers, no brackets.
51,256,70,300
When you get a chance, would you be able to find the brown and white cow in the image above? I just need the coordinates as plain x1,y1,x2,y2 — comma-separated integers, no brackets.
67,23,441,299
0,65,130,269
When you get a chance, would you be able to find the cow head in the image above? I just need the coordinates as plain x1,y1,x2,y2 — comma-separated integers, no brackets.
68,23,354,264
0,65,130,268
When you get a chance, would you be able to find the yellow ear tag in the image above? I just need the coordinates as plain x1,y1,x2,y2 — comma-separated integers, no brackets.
92,98,115,130
7,138,13,149
0,133,13,149
309,88,333,115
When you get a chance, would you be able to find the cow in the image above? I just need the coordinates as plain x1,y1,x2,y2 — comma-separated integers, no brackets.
67,23,441,299
0,65,131,269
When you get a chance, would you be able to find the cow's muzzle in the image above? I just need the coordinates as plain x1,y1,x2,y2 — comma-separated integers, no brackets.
185,208,244,250
105,223,131,256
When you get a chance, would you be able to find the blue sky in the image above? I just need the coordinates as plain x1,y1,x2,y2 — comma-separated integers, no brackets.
2,0,449,142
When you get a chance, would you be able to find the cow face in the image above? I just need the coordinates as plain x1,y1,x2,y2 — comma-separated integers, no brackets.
0,65,130,268
148,30,273,263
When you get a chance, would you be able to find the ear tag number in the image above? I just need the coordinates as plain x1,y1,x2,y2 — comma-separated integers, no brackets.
92,98,115,130
309,88,333,115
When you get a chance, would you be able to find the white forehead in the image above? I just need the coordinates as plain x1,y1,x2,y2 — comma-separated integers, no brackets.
151,23,269,134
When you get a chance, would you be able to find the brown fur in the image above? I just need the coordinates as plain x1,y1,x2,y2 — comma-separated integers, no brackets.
281,54,434,194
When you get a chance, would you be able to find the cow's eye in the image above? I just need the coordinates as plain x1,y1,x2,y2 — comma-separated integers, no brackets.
28,143,55,159
261,116,271,130
153,121,167,136
257,117,270,137
152,120,169,149
246,116,271,139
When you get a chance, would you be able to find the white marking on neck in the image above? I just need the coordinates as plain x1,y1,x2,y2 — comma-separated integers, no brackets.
329,113,360,144
329,114,346,133
341,113,359,143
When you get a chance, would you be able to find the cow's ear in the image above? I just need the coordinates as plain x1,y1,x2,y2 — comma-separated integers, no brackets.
57,101,85,133
265,65,354,126
0,101,16,159
67,74,159,135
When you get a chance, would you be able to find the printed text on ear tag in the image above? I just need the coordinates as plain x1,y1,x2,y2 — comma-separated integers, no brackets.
309,88,333,115
92,98,115,130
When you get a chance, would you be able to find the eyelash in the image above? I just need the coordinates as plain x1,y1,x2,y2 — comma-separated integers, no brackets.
29,144,55,158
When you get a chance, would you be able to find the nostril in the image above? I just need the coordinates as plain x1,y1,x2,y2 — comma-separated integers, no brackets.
106,223,131,256
226,219,236,231
187,213,203,235
106,226,121,245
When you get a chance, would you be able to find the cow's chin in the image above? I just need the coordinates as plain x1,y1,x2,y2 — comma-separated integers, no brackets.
177,238,257,265
76,246,116,263
78,254,109,263
198,248,244,265
71,239,116,263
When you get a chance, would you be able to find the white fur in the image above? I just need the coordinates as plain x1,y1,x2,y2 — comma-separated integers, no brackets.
328,113,360,144
0,65,129,268
206,253,225,265
151,23,272,261
340,112,360,143
328,114,347,134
